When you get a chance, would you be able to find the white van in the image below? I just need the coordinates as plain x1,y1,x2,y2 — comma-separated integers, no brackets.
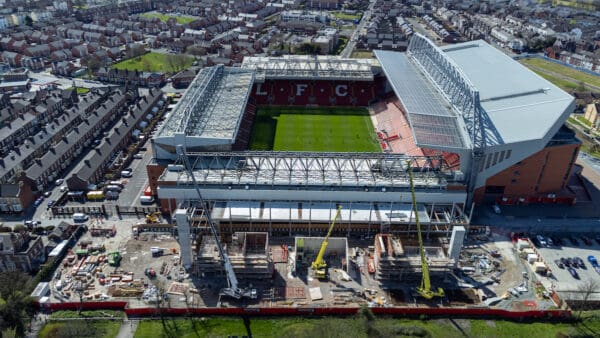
140,196,154,204
72,213,89,222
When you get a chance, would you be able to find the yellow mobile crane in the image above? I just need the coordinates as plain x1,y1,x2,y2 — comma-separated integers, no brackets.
406,160,445,300
311,205,343,279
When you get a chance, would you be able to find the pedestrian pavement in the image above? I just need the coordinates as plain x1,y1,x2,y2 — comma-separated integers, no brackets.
116,319,139,338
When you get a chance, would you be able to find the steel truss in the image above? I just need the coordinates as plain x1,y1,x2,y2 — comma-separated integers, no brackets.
170,152,448,188
242,55,375,81
407,34,485,152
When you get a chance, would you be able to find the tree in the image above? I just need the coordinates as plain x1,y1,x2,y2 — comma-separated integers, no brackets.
0,271,36,337
295,43,321,55
24,16,33,27
577,279,599,317
86,57,101,74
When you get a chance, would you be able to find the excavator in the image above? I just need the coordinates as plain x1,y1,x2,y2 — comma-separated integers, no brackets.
406,160,445,300
311,205,342,279
177,145,257,300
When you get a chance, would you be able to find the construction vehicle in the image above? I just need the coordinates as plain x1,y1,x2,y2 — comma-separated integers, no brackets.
107,251,121,266
146,212,161,224
177,145,257,300
311,205,342,279
406,160,445,300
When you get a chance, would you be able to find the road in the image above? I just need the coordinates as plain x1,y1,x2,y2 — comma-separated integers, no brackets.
340,0,376,58
115,145,153,207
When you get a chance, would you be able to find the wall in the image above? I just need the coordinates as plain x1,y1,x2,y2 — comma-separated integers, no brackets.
475,142,580,203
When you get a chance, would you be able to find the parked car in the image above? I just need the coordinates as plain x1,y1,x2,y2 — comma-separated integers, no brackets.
582,236,592,246
492,204,501,214
555,259,565,269
33,197,43,207
574,257,586,269
567,257,575,267
43,191,51,197
133,154,143,159
561,257,569,267
568,267,579,279
60,186,68,192
551,236,563,246
55,179,64,185
120,170,132,178
536,235,547,247
47,200,56,209
569,236,579,246
588,256,599,267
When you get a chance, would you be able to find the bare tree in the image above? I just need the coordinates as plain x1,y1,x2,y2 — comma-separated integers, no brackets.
577,278,599,316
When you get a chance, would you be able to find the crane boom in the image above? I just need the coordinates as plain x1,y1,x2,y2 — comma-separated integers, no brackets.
311,205,342,272
406,160,444,300
176,145,256,300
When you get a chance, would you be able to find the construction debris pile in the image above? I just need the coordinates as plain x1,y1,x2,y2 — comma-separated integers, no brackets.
374,234,453,282
194,232,273,279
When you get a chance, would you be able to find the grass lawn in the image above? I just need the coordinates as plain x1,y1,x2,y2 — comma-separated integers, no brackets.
134,316,600,338
39,320,121,338
111,52,193,73
140,12,197,24
332,11,362,21
248,106,380,152
350,50,374,58
521,58,600,89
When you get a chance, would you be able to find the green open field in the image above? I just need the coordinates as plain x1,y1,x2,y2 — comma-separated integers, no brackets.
248,106,380,152
39,320,121,338
520,57,600,90
331,11,362,21
133,315,600,338
140,12,197,24
111,52,193,73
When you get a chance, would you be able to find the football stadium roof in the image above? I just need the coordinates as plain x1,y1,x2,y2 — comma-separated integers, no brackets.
154,65,254,158
242,55,376,81
375,34,574,152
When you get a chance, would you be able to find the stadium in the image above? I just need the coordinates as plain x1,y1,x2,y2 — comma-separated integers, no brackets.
149,33,579,235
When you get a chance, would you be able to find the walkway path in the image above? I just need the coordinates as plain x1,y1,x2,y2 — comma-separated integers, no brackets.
116,319,139,338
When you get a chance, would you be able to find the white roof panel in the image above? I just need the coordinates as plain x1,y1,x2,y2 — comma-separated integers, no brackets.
441,42,574,144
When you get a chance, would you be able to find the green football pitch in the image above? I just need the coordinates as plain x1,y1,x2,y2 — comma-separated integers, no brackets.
248,106,380,152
